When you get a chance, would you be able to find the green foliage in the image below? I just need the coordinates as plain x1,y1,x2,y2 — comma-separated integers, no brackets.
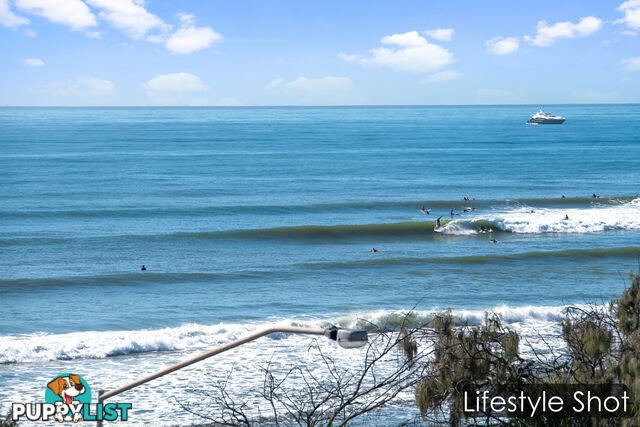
413,271,640,425
399,326,418,367
415,312,527,425
616,272,640,427
0,408,16,427
616,272,640,336
562,314,614,385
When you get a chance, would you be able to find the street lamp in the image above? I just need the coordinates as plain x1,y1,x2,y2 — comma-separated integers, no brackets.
324,325,369,349
96,325,367,426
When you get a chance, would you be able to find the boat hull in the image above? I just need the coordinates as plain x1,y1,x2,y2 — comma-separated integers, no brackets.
526,118,565,125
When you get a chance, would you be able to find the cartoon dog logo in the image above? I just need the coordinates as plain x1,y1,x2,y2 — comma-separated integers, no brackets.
47,374,86,422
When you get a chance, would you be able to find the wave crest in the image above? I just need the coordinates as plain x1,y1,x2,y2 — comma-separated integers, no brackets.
434,198,640,235
0,304,580,364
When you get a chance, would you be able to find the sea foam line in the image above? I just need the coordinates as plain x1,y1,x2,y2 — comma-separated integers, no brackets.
436,197,640,235
0,304,580,364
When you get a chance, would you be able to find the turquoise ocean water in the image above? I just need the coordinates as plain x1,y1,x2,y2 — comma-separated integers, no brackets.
1,105,639,424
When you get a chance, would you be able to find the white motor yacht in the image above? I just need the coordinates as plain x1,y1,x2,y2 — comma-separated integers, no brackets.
526,107,565,125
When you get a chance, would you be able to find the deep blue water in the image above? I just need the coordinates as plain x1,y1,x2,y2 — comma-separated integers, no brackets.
1,105,639,424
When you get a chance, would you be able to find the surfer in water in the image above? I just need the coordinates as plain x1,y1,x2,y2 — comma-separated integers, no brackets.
421,206,430,215
370,248,379,253
435,216,443,230
141,265,146,271
450,209,455,217
489,239,499,244
564,214,569,220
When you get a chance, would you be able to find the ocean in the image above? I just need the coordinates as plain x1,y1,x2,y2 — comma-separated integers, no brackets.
1,105,639,424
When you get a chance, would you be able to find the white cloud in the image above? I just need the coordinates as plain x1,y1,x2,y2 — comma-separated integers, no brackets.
84,0,169,39
176,12,195,26
340,30,453,73
47,77,115,97
337,52,362,62
142,73,207,92
142,72,209,105
265,78,284,90
286,76,354,92
423,28,454,41
81,77,115,95
421,69,462,84
0,0,29,28
266,76,364,105
486,36,520,55
524,16,602,47
145,34,164,43
14,1,219,54
381,31,427,47
165,13,222,55
15,0,96,30
616,0,640,31
23,57,44,67
622,56,640,71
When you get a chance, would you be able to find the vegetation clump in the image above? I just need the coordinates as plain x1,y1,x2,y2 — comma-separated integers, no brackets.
413,271,640,425
177,272,640,426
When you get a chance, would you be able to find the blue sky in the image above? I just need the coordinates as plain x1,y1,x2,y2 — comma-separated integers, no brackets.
1,0,639,105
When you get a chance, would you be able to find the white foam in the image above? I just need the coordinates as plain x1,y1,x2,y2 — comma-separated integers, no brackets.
435,220,479,235
437,198,640,235
0,320,316,364
0,305,583,425
343,304,571,328
0,304,581,364
454,303,566,324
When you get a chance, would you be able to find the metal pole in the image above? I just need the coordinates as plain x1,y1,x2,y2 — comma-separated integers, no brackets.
96,389,104,427
99,326,325,403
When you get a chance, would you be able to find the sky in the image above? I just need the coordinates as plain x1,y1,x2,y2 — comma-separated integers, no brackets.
0,0,639,106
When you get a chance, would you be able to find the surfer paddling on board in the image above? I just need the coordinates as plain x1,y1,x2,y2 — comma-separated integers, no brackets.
421,206,430,215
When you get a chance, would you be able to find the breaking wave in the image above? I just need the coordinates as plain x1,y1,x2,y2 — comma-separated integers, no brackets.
432,197,640,235
2,198,639,245
0,304,580,364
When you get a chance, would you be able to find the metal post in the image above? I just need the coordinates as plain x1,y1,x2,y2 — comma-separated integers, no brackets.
96,389,104,427
95,326,326,425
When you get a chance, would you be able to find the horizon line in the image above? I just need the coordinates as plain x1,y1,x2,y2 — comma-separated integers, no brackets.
1,103,639,108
